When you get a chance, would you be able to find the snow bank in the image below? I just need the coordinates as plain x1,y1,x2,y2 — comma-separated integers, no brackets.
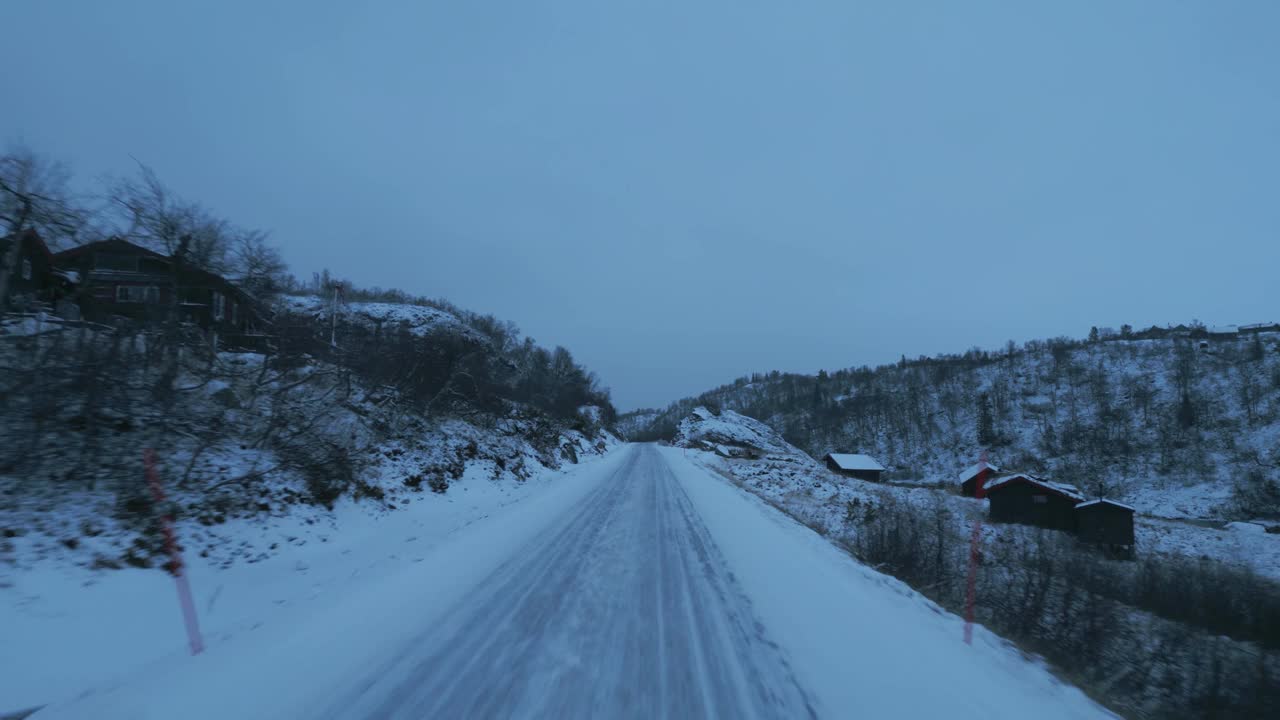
661,447,1115,719
11,448,629,718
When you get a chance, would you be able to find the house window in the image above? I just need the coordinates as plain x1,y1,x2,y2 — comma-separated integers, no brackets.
1032,495,1048,505
116,285,160,303
21,259,32,280
230,301,239,326
95,253,139,272
212,291,225,321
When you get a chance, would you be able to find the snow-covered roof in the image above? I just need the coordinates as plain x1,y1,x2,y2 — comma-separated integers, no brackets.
983,473,1085,502
1075,498,1135,512
1208,325,1239,335
957,460,1000,484
825,453,885,472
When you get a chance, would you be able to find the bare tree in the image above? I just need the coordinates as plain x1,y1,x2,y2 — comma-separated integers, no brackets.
108,161,230,271
0,144,85,312
232,228,288,298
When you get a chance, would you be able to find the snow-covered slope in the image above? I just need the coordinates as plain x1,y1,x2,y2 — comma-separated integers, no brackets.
0,295,621,714
674,406,800,458
278,294,482,340
667,408,1280,717
626,332,1280,521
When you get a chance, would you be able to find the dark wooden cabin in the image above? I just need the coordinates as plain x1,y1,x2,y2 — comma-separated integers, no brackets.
1074,499,1135,548
1,229,55,304
958,460,1001,497
52,238,255,335
824,453,885,482
985,474,1084,531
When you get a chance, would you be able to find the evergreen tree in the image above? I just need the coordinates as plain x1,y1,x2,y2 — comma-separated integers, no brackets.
1250,334,1265,362
1041,422,1058,456
1088,326,1101,343
1177,391,1196,429
977,393,996,446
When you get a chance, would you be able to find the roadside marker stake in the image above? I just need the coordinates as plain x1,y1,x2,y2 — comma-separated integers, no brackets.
144,448,205,655
964,449,988,645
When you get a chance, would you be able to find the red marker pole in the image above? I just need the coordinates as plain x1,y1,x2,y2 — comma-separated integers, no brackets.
963,450,989,646
144,449,205,655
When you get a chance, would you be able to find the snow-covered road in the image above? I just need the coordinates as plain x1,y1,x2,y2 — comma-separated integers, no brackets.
37,444,1114,719
318,444,816,719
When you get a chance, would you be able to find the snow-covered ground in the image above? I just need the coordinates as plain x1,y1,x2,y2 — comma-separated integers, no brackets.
673,408,1280,581
0,446,620,716
661,446,1112,719
625,334,1280,522
29,444,1112,719
277,294,481,340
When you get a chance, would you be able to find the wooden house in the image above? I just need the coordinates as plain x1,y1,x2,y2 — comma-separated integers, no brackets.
958,460,1000,497
52,238,256,335
824,453,885,482
984,473,1084,531
1074,499,1135,549
1,229,55,304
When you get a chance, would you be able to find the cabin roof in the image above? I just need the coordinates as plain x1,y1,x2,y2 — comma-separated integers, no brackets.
52,237,169,263
825,453,885,471
958,460,1000,484
1075,498,1135,512
984,473,1085,502
1,229,54,262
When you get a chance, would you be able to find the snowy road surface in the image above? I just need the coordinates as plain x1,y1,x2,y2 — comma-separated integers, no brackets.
320,444,816,719
38,444,1113,719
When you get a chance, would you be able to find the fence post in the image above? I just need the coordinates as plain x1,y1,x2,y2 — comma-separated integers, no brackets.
964,450,989,645
144,448,205,655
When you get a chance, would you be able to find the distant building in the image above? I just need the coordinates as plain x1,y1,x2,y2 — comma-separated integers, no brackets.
984,473,1084,531
1,229,55,304
1074,499,1135,553
1239,322,1280,335
52,238,257,335
824,453,885,482
1207,325,1239,338
958,460,1001,497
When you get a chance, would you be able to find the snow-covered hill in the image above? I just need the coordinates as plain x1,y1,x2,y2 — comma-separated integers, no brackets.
278,294,482,341
669,408,1280,718
627,330,1280,521
0,294,621,712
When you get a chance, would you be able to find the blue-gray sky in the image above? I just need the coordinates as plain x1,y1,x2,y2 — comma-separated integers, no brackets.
4,1,1278,410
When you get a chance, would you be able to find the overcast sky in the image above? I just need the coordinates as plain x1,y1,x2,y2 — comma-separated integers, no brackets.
4,1,1278,410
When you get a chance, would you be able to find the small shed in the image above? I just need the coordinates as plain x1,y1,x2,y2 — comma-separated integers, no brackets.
1,229,55,303
958,460,1001,497
824,453,885,482
985,473,1084,531
1074,499,1135,548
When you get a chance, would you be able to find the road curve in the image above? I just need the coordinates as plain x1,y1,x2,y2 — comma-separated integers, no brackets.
320,444,818,719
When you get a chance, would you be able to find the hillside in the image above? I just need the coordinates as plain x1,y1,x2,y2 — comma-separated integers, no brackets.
625,327,1280,520
670,406,1280,718
0,290,622,709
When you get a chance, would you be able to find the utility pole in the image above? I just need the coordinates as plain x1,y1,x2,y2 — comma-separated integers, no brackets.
330,281,342,347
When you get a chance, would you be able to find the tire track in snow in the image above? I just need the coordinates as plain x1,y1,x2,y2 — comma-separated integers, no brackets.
321,444,816,719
